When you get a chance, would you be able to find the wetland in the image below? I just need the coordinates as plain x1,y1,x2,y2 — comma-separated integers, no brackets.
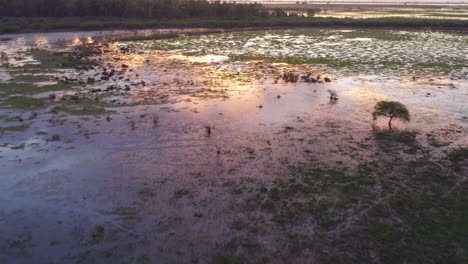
0,27,467,263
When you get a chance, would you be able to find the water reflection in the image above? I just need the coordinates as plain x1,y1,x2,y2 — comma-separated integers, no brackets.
72,36,82,45
35,36,50,48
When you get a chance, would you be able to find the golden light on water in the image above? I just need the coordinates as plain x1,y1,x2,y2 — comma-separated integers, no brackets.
35,36,50,48
72,37,82,45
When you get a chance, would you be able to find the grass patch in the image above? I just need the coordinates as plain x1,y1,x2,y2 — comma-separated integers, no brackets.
234,157,467,262
57,97,113,116
369,222,402,243
28,49,73,69
0,124,30,134
0,82,76,95
12,75,51,83
35,131,48,136
373,127,418,144
12,74,51,83
2,96,45,110
414,62,468,71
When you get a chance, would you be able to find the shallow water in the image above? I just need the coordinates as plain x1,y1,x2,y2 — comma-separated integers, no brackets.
0,28,467,263
146,28,468,79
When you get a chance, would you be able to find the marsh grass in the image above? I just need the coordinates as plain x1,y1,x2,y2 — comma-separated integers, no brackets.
228,158,467,263
0,82,76,95
0,124,30,134
2,96,45,110
58,97,114,116
2,17,468,35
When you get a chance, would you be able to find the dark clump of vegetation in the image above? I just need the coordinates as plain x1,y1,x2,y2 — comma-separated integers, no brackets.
447,147,468,162
50,134,61,141
373,129,418,145
212,255,244,264
174,189,191,199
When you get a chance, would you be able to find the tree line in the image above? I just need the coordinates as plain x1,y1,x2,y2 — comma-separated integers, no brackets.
0,0,270,18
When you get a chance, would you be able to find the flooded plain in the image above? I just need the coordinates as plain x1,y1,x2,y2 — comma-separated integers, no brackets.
0,28,467,264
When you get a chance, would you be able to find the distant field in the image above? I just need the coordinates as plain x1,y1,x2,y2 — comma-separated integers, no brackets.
1,16,468,35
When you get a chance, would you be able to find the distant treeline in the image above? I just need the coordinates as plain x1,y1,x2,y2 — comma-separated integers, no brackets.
0,0,268,18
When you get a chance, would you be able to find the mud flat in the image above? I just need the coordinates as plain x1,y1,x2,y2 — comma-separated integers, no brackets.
0,29,467,263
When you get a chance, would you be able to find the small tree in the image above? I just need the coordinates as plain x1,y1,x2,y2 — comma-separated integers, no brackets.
307,9,316,17
372,101,410,130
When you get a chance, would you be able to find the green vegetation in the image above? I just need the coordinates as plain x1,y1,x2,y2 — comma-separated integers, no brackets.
426,13,468,18
227,158,467,263
0,82,76,95
35,130,48,136
373,129,418,145
27,49,73,69
447,147,468,162
174,189,191,199
212,255,244,264
57,97,113,116
0,124,30,134
12,74,50,83
2,96,45,110
373,101,410,130
1,16,468,34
